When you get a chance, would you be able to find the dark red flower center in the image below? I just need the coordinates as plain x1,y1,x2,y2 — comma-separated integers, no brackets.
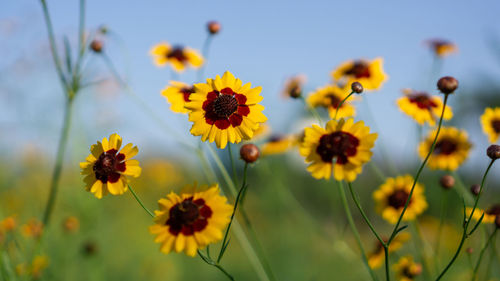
434,138,457,155
93,149,126,183
388,189,410,209
408,93,438,110
486,204,500,216
491,120,500,133
316,131,359,164
343,61,371,78
402,266,417,279
180,87,195,102
167,46,187,62
166,198,213,236
326,94,342,109
203,87,250,130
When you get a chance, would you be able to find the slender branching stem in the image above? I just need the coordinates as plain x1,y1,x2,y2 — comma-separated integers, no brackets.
334,91,354,120
128,185,154,218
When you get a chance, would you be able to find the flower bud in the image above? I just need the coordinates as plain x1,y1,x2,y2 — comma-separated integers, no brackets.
486,144,500,160
437,76,458,94
207,21,221,35
439,175,455,190
90,40,103,53
240,144,260,163
470,184,480,196
466,247,474,254
351,82,363,94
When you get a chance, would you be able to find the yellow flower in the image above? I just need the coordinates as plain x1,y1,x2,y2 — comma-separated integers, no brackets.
261,135,297,156
331,57,388,91
0,216,16,232
418,127,472,171
62,216,80,233
373,175,428,224
397,89,452,126
480,107,500,143
426,39,458,57
150,42,203,72
281,74,306,98
80,134,142,199
368,232,410,269
186,71,267,149
299,118,377,181
467,204,500,224
393,256,422,281
149,183,232,257
306,84,358,119
31,256,49,279
21,219,43,239
161,81,195,114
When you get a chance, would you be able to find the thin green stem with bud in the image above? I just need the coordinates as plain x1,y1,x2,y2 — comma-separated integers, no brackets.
334,91,355,120
128,185,154,218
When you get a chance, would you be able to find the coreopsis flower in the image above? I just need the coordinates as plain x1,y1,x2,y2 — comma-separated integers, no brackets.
480,107,500,143
397,89,452,126
161,81,195,114
306,85,357,119
150,42,203,72
80,134,142,199
393,256,422,281
426,39,457,58
149,183,232,257
0,216,16,232
299,118,377,181
62,216,80,233
281,74,306,99
31,256,49,279
186,71,267,149
21,219,43,239
373,175,428,224
331,57,388,91
261,135,297,156
418,127,472,171
467,204,500,224
368,233,410,269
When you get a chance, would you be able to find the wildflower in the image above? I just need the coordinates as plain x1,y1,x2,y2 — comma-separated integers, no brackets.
480,107,500,143
252,123,271,141
161,81,195,114
261,135,296,156
331,57,388,91
351,81,363,94
437,76,458,95
393,256,422,281
439,175,455,190
306,84,358,119
368,233,410,269
21,219,43,239
373,175,428,224
150,42,203,72
397,89,452,126
80,133,142,199
282,74,306,99
62,216,80,233
0,216,16,232
487,144,500,160
31,256,49,279
467,204,500,224
418,127,472,171
149,183,232,257
300,118,377,181
207,21,221,35
426,39,457,57
240,143,260,163
186,71,267,149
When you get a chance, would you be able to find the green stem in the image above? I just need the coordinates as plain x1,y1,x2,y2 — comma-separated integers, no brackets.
334,91,354,120
228,144,239,187
42,99,74,226
471,228,497,281
338,181,379,281
128,185,154,218
384,246,390,281
435,188,448,268
197,250,234,281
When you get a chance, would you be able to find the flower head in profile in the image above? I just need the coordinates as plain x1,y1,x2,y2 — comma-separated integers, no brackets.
150,42,203,72
80,134,141,199
373,175,428,224
307,85,358,119
368,233,410,269
161,81,195,114
418,127,472,171
480,107,500,143
261,134,297,156
281,74,306,99
300,118,377,181
467,204,500,224
331,58,388,91
186,71,267,149
426,39,457,58
393,256,422,281
397,89,452,126
149,183,232,257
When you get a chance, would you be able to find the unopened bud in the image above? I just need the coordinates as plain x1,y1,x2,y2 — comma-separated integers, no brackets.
486,144,500,160
437,76,458,95
90,40,103,53
207,21,221,35
466,247,474,254
470,184,481,196
240,144,260,163
351,82,363,94
439,175,455,190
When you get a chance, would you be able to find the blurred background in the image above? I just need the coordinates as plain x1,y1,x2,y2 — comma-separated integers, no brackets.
1,0,500,280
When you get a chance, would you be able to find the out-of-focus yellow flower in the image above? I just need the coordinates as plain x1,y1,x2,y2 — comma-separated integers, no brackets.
62,216,80,233
31,256,49,279
251,123,271,141
21,219,43,239
393,256,422,281
418,127,472,171
261,135,297,156
143,159,182,187
16,263,26,276
397,89,452,126
186,71,267,149
150,42,203,72
1,216,17,232
426,39,457,58
368,233,411,269
300,118,377,181
331,58,388,91
161,81,195,114
307,84,358,119
480,107,500,143
373,175,428,224
281,74,306,99
467,204,500,224
149,183,232,257
80,134,141,199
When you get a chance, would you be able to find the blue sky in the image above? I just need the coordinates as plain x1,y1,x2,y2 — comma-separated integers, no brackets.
1,0,500,169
